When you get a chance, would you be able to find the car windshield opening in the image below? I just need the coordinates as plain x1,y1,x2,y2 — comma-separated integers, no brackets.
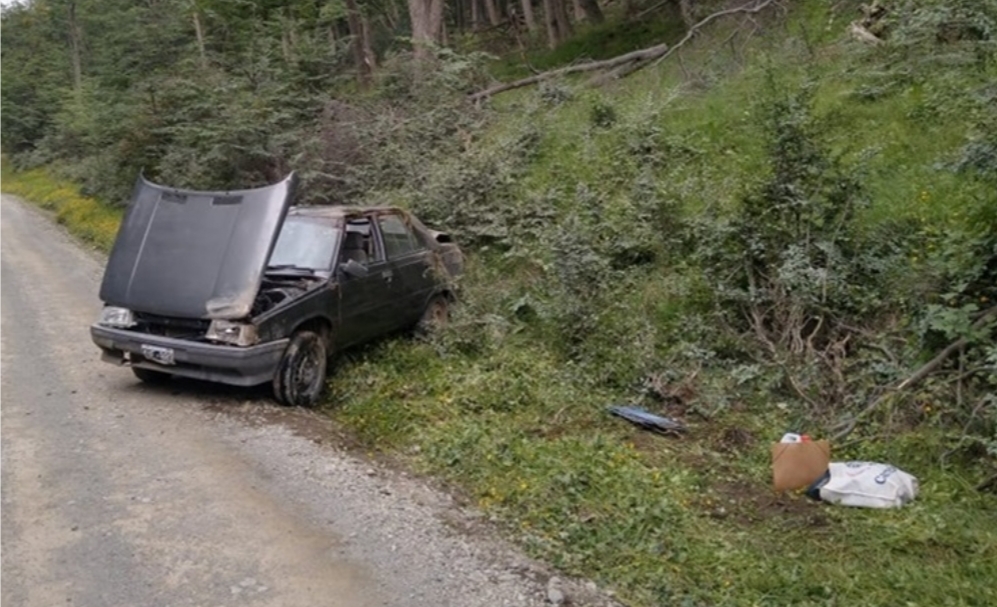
268,216,340,272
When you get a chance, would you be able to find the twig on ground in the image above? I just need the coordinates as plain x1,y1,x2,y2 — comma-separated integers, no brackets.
849,21,883,45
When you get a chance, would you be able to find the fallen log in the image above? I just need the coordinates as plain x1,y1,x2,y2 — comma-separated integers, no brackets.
468,0,778,101
589,0,777,86
468,42,671,102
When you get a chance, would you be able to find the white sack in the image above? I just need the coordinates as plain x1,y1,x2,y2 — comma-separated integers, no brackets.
817,462,918,508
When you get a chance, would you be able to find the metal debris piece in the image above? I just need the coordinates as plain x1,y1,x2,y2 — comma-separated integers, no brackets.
608,405,686,435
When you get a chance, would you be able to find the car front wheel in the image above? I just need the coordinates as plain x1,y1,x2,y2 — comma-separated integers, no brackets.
272,331,327,407
417,295,449,335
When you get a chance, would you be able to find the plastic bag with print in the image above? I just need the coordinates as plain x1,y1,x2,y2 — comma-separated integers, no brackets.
806,461,918,508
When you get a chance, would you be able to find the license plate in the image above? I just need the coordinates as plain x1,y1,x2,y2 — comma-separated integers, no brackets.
141,344,175,366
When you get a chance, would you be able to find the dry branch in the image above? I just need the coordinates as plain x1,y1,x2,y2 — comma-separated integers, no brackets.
468,42,672,102
849,22,883,45
832,305,997,441
589,0,777,86
469,0,778,101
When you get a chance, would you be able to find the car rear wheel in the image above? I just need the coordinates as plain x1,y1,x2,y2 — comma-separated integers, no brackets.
132,367,171,383
272,331,327,407
417,295,449,335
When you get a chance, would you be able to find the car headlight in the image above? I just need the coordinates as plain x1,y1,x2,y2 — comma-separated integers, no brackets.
98,306,136,328
206,320,258,346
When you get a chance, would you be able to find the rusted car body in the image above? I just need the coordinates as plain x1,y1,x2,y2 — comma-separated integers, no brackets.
90,173,462,405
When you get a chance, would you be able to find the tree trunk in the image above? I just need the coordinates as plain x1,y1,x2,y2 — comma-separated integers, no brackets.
483,0,501,26
408,0,445,60
542,0,558,48
571,0,584,22
192,9,208,69
521,0,537,31
361,14,377,71
579,0,604,23
553,0,573,40
678,0,695,28
345,0,371,86
472,0,480,31
68,0,83,94
429,0,445,41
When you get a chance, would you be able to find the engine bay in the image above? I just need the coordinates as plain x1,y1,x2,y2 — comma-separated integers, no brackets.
250,277,312,316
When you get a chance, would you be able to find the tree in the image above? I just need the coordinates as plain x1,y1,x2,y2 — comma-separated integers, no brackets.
408,0,444,59
542,0,572,48
579,0,604,24
189,0,208,68
345,0,374,86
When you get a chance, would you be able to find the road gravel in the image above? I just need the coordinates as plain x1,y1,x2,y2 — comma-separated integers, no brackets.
0,195,617,607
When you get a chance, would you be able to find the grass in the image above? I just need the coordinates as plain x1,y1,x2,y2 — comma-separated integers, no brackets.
352,314,991,600
4,4,997,606
1,158,120,251
328,331,997,606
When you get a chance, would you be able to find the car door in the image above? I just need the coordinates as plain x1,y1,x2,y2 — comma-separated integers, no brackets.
375,212,436,329
335,218,394,347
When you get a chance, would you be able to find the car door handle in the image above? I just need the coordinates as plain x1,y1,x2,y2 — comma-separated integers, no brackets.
381,270,393,282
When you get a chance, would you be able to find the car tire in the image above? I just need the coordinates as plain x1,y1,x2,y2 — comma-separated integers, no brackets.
416,295,449,336
132,367,171,383
272,331,327,407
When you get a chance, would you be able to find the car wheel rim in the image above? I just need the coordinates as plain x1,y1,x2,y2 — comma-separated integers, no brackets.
431,301,447,326
292,342,322,398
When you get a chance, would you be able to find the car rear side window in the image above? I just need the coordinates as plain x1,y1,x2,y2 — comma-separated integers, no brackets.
378,215,421,259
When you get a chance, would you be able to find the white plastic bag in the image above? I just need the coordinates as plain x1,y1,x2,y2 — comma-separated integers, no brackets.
812,462,919,508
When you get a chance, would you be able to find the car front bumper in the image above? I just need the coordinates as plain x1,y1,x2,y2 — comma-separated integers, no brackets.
91,325,289,387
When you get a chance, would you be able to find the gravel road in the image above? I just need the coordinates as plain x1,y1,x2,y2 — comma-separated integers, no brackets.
0,195,615,607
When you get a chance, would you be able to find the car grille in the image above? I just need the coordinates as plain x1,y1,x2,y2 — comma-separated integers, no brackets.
133,312,211,339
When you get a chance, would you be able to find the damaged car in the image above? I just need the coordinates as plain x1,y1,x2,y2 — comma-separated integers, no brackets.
90,173,462,406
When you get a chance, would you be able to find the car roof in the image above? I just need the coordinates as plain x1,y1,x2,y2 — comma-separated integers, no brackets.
287,205,404,219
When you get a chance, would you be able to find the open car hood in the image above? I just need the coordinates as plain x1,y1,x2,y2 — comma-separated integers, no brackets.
99,173,297,320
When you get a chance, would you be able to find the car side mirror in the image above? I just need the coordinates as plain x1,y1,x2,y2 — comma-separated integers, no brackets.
341,258,369,278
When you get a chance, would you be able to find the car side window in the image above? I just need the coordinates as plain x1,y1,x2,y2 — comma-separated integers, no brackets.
377,214,422,259
340,219,384,266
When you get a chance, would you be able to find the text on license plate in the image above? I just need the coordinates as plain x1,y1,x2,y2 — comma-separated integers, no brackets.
141,344,175,366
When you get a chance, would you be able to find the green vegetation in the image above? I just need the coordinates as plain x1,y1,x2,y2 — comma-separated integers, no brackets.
4,0,997,605
1,159,120,251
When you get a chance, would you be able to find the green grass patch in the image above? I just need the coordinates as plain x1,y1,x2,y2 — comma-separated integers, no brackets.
328,332,997,607
2,158,121,251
